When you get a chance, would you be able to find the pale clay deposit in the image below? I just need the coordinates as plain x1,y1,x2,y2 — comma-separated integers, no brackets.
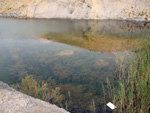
0,0,150,21
57,50,74,56
0,81,69,113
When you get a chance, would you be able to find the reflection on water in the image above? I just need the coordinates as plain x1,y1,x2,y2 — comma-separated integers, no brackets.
41,19,150,52
0,18,150,113
42,32,139,52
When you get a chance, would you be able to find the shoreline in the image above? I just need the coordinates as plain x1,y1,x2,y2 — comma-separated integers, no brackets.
1,16,150,23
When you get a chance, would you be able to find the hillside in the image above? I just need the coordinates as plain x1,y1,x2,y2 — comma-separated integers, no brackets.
0,0,150,20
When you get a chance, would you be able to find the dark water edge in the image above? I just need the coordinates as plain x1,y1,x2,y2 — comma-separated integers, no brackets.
0,17,150,113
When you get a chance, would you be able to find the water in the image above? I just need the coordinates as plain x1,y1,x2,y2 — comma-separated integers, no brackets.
0,17,150,113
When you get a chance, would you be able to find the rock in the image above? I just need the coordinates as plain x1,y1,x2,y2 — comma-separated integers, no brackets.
0,0,150,21
0,81,69,113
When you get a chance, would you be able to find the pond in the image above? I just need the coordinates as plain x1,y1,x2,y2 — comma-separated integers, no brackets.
0,17,150,113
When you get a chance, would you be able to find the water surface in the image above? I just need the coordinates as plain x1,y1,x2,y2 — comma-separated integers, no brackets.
0,18,150,113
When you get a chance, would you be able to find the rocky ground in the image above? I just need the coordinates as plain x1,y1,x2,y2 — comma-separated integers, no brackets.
0,81,69,113
0,0,150,21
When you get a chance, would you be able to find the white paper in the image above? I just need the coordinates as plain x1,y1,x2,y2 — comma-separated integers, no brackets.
106,102,117,110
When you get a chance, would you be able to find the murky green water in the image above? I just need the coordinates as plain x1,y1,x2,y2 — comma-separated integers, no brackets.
0,18,150,113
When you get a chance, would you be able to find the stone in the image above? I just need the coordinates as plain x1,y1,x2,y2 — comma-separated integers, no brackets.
0,81,69,113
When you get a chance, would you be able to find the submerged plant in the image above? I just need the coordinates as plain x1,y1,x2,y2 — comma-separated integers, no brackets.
12,75,66,108
90,99,96,113
65,91,71,110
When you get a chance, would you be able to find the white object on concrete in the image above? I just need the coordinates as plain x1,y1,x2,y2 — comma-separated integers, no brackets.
106,102,117,110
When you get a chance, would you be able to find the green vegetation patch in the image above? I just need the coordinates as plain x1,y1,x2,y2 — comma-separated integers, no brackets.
103,37,150,113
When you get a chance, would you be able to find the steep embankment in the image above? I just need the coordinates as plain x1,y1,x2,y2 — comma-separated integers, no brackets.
0,81,69,113
0,0,150,20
